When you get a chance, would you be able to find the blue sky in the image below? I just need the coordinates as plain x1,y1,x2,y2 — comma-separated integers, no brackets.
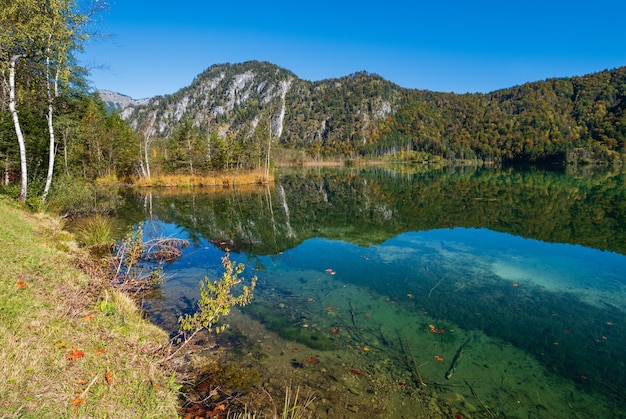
79,0,626,99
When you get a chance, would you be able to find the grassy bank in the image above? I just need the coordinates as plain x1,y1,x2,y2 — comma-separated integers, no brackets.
0,196,180,418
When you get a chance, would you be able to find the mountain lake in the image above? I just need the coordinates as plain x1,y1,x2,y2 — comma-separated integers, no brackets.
115,165,626,418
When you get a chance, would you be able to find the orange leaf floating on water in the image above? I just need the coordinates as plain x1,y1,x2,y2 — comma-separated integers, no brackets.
16,281,26,289
66,349,85,361
70,396,84,406
105,371,113,385
512,283,520,287
325,306,334,312
94,349,106,355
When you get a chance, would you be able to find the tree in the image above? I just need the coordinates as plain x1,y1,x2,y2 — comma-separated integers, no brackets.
0,0,33,202
0,0,92,202
138,115,155,180
254,112,274,181
41,0,90,201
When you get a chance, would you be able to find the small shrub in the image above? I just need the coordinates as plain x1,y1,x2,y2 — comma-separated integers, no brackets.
166,253,256,360
74,214,115,248
47,174,122,216
179,252,257,335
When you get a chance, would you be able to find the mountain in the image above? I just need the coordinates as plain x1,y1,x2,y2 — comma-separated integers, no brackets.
110,61,626,165
377,67,626,164
98,90,149,117
118,61,409,156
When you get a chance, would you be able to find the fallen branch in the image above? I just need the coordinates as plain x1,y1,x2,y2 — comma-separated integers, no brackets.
428,275,445,298
464,379,498,418
403,336,427,387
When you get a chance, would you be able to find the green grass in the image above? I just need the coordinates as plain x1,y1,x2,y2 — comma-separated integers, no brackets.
0,196,180,418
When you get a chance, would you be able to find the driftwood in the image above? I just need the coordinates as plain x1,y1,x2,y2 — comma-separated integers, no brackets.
397,332,427,388
111,236,189,294
142,238,189,263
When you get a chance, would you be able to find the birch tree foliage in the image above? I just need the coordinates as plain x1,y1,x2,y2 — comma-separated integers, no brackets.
0,0,91,203
41,0,90,201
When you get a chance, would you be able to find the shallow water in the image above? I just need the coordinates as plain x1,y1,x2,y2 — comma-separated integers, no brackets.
124,166,626,418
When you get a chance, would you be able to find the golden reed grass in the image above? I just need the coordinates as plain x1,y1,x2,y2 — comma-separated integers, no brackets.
100,170,273,188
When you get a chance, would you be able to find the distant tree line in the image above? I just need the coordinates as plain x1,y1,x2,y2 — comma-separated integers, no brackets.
367,67,626,165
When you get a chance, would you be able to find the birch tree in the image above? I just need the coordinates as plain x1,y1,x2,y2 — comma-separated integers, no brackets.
0,0,92,203
0,1,34,202
41,1,90,201
138,115,155,180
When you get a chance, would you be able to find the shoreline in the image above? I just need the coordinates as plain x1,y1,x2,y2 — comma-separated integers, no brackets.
0,197,180,417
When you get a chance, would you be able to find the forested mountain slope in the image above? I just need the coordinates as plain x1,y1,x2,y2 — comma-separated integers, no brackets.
377,67,626,164
119,61,406,157
113,62,626,165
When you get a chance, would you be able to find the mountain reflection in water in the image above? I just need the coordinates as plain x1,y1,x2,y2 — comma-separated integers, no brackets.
120,166,626,418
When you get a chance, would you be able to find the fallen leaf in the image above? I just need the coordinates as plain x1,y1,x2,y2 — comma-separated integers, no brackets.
66,349,85,361
70,396,84,406
105,371,113,385
16,281,26,289
76,380,88,385
84,313,94,322
94,349,106,355
56,342,67,348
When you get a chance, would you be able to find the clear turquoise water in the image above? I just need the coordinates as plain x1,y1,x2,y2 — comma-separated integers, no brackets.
127,167,626,417
141,223,626,417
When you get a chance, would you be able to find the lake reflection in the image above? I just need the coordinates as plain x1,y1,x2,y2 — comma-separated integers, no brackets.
124,166,626,418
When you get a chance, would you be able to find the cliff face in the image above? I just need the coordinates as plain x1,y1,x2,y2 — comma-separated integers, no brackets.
106,61,407,150
98,90,149,117
102,61,626,163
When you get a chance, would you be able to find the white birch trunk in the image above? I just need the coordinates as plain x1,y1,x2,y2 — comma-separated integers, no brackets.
8,55,28,203
264,116,272,180
42,56,56,202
